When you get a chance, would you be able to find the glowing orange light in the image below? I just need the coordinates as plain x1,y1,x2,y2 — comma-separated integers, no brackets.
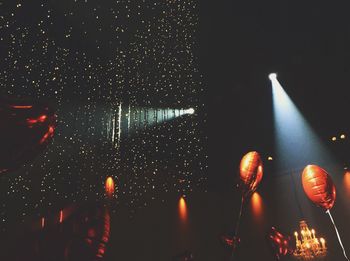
105,177,115,198
27,114,48,125
39,125,55,144
178,196,188,222
11,105,33,109
41,217,45,229
251,192,264,221
344,171,350,197
59,210,63,223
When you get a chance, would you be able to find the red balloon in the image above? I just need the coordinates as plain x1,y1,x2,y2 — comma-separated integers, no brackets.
0,98,56,174
267,227,293,260
239,151,263,197
301,165,336,210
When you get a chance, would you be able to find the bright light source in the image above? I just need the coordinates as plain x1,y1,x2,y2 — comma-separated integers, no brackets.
267,156,273,161
185,108,195,114
340,134,346,139
331,136,337,141
268,73,277,81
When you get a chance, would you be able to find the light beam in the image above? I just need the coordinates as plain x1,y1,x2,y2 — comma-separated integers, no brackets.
270,73,335,173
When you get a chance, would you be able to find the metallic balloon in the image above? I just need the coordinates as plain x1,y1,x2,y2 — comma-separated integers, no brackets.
267,227,293,260
0,98,56,174
239,151,263,197
302,165,336,210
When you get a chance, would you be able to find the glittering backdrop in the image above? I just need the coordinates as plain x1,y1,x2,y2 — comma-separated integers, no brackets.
0,0,207,230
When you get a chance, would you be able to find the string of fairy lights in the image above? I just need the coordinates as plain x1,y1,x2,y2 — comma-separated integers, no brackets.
0,0,207,230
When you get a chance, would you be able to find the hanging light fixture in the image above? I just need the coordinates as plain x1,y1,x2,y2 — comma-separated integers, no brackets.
293,220,327,260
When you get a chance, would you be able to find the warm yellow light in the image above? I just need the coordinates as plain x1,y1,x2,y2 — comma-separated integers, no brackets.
340,134,346,139
251,192,264,223
105,177,115,198
267,156,273,161
344,172,350,197
293,220,327,259
179,196,188,222
331,136,337,141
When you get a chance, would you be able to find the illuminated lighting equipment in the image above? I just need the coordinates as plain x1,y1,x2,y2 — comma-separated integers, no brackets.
184,108,195,115
270,73,334,172
340,134,346,139
268,73,277,80
178,196,188,222
109,105,196,142
331,136,337,141
105,176,115,198
268,156,273,161
293,220,327,260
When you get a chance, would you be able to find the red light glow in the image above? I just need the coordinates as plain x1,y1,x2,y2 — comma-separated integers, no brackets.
27,114,48,125
40,125,55,144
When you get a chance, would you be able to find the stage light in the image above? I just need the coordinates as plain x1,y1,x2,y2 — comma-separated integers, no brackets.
184,108,195,114
331,137,337,141
268,156,273,161
340,134,346,139
270,73,335,172
268,73,277,80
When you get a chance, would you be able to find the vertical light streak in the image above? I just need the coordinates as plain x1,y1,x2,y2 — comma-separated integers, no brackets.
128,104,131,132
41,217,45,229
117,102,122,144
343,171,350,197
59,210,63,223
178,196,188,223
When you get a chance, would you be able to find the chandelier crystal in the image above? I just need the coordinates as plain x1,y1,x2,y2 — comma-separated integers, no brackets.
293,220,327,260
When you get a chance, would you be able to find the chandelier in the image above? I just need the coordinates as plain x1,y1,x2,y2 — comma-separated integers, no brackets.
293,220,327,260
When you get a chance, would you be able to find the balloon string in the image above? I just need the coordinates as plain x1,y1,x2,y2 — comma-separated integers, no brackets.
231,195,244,261
326,210,349,261
234,195,244,237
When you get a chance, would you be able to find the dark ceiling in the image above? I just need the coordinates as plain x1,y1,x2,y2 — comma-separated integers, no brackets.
203,0,350,189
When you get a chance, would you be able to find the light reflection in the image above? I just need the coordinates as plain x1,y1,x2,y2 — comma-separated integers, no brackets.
178,196,188,222
343,171,350,197
251,192,264,222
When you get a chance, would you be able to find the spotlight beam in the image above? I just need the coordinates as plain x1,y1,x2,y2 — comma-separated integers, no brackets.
270,73,335,172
